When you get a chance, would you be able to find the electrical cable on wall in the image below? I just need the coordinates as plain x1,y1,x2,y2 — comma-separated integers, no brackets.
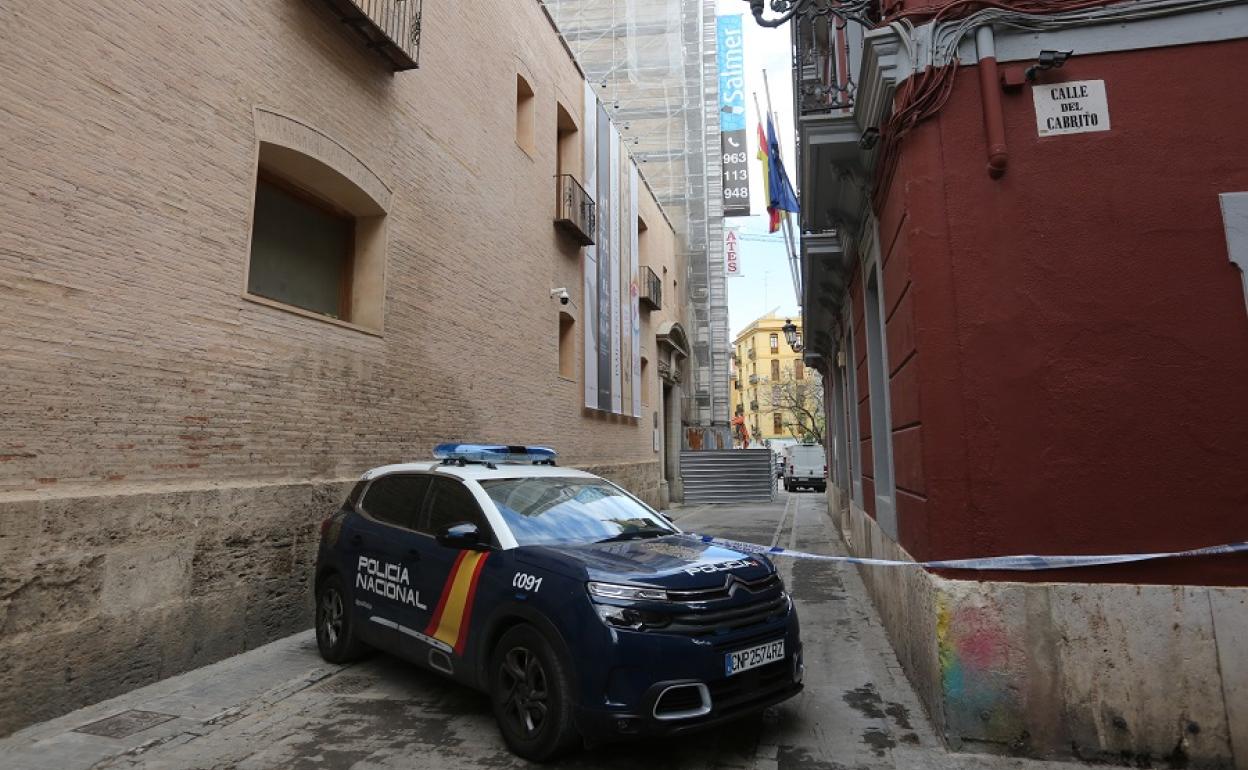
866,0,1241,207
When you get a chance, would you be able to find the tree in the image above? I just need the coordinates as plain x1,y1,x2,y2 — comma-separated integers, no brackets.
763,372,825,445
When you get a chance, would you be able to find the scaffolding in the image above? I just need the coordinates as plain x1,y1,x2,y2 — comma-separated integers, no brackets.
543,0,730,427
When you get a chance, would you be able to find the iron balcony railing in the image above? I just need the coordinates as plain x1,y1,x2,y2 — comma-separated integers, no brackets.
318,0,423,71
748,374,760,385
640,265,662,311
554,174,596,246
749,400,760,411
795,12,855,115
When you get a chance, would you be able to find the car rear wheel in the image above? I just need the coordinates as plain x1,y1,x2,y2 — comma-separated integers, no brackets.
490,625,579,761
315,573,368,663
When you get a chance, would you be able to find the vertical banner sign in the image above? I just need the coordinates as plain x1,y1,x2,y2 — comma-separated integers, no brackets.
630,165,642,418
583,83,599,410
725,226,742,277
717,15,750,217
609,126,623,415
618,143,633,416
596,105,613,412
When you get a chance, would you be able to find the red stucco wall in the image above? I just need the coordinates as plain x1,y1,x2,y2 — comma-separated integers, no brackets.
879,39,1248,584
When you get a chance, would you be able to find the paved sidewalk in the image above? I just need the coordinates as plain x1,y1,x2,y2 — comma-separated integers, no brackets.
1,493,1092,769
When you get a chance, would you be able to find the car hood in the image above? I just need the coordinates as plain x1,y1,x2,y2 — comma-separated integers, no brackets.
519,535,774,589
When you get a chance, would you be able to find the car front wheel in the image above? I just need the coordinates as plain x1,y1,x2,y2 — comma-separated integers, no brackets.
490,624,579,761
315,573,368,663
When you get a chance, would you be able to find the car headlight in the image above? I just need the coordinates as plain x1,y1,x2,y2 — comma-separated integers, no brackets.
587,581,669,602
587,582,671,630
592,603,671,630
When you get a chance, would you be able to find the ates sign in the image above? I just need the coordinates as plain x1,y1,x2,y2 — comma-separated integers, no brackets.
725,227,741,277
1033,79,1110,137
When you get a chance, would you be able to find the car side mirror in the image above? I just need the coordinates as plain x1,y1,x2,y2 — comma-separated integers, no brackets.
436,522,489,551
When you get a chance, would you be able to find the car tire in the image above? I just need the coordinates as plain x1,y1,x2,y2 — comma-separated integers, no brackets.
315,573,368,663
490,625,580,762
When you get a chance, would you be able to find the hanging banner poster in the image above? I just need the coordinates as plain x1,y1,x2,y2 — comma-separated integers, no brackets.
583,83,599,410
596,104,614,412
630,165,642,418
717,15,751,217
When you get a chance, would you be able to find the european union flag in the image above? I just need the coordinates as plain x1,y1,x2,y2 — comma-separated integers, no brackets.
766,114,799,215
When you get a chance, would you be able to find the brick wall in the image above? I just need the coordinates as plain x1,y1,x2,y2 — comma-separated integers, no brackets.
0,0,684,733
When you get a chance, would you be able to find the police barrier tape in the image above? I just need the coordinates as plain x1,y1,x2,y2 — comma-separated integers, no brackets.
682,534,1248,572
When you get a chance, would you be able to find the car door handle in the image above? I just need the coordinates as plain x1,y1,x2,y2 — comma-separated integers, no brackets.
406,549,421,561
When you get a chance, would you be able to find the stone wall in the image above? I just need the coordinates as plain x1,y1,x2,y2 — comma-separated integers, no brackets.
834,499,1248,768
0,480,351,734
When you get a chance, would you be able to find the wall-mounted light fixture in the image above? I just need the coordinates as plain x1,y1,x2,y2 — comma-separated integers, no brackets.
1025,49,1073,82
782,318,804,353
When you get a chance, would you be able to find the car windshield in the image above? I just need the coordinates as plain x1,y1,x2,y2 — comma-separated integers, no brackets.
478,477,676,546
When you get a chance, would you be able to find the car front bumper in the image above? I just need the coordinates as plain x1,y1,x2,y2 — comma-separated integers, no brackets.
572,612,804,740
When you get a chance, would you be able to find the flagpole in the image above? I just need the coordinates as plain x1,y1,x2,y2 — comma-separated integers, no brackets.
762,70,803,309
754,86,798,291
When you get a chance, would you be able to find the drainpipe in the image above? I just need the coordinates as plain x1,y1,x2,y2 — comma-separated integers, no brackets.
976,26,1008,178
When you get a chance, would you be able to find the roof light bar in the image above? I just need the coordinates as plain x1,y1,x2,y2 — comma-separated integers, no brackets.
433,443,558,466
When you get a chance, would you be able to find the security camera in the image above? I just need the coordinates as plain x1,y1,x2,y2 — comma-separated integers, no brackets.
551,288,570,305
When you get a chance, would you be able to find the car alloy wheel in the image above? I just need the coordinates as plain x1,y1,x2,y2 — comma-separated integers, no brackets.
498,646,549,739
314,573,367,663
489,624,579,760
320,587,343,649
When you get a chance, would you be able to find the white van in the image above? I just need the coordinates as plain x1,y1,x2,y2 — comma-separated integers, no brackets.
781,443,826,492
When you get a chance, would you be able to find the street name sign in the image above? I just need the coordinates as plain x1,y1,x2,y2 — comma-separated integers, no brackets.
1033,79,1110,137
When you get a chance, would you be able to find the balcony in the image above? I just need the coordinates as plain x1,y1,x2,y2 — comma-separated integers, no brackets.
749,400,759,412
747,348,756,360
640,265,662,311
748,374,760,385
554,174,596,246
795,11,856,115
318,0,423,71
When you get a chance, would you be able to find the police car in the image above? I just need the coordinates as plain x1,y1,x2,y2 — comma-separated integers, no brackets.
313,444,803,760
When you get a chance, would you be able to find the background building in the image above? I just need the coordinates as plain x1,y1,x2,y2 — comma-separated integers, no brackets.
543,0,731,428
730,315,817,446
0,0,690,734
789,0,1248,764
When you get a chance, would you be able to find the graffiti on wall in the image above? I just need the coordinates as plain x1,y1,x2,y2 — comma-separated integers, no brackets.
936,595,1026,747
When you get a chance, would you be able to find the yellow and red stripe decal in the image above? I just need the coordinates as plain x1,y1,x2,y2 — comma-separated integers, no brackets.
424,550,491,655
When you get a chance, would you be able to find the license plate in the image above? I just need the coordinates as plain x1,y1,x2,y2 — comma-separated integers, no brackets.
725,639,785,677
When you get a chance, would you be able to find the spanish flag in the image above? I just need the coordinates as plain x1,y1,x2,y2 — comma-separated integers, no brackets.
758,122,782,233
424,550,491,655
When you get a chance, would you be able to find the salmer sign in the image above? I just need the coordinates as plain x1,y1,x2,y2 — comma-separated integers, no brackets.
1033,80,1110,137
717,15,750,217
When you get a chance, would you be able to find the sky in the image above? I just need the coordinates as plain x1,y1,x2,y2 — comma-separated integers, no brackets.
715,0,801,341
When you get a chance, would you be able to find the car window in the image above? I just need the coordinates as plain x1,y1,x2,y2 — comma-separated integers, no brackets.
423,477,492,541
478,477,676,546
359,474,431,529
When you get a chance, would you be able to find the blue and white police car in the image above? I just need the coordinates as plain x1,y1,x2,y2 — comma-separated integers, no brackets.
313,444,803,760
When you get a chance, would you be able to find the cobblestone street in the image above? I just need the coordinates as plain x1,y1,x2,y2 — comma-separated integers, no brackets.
1,492,1092,770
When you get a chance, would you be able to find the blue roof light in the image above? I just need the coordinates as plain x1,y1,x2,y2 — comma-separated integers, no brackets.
433,443,558,466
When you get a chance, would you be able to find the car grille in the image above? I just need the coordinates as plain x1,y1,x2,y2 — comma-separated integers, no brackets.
664,593,789,637
665,573,780,602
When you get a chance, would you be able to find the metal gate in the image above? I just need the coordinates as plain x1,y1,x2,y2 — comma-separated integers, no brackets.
679,449,775,504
